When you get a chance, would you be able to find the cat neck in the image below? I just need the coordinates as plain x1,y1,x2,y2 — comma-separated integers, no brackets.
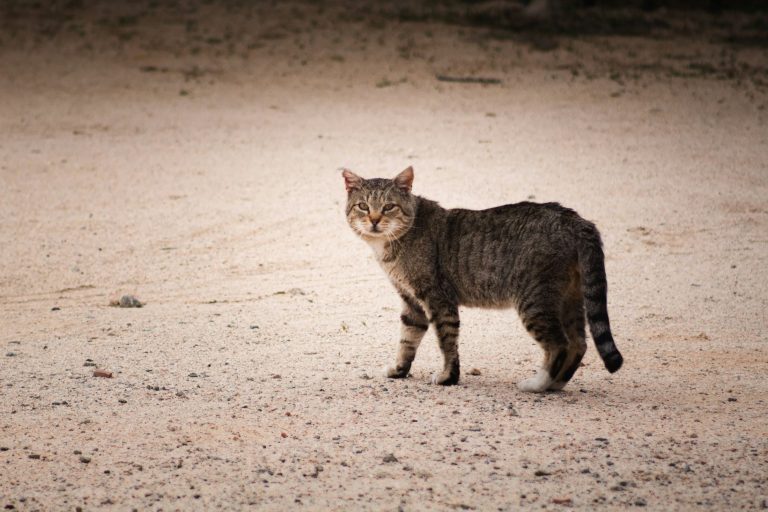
366,237,391,261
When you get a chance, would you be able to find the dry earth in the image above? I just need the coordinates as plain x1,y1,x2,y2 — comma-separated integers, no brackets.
1,1,767,510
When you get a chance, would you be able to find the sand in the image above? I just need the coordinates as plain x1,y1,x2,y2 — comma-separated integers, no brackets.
1,1,767,510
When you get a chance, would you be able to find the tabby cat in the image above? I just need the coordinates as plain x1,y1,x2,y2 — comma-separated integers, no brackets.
342,167,623,392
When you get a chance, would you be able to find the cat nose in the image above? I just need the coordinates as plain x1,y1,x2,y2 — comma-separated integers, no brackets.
369,215,381,226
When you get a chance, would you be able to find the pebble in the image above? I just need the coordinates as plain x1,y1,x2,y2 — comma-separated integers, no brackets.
468,368,481,376
28,454,40,460
5,352,15,357
635,498,647,507
51,307,60,311
188,373,199,378
93,369,113,378
534,469,552,476
79,456,91,464
111,295,144,308
382,453,398,463
118,399,127,404
552,497,572,505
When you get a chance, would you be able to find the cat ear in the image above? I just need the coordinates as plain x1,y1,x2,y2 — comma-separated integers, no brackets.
341,169,363,192
393,166,414,193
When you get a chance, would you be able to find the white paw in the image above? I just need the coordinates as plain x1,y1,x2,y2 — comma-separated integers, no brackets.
517,370,553,393
382,365,396,378
430,372,440,385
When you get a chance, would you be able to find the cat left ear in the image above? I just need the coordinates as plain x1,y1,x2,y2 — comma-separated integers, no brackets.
341,168,363,192
394,166,414,193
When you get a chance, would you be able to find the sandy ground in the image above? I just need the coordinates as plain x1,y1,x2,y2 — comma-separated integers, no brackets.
1,1,767,510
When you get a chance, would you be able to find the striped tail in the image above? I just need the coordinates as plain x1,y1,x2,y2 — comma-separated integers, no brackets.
577,222,623,373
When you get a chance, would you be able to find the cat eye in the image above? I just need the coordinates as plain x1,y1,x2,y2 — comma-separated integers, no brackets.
357,203,369,211
382,203,397,213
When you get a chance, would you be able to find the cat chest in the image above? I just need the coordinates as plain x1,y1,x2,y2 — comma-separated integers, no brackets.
378,260,417,298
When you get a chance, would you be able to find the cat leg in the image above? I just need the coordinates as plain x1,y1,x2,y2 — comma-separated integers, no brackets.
549,297,587,391
518,311,569,393
428,301,461,386
384,294,429,379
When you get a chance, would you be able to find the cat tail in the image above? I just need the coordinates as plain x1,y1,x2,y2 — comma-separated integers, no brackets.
576,222,623,373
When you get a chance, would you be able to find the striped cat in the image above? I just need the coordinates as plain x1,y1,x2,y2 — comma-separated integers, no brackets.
342,167,623,392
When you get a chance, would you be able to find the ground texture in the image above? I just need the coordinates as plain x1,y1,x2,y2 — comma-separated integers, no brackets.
1,1,767,510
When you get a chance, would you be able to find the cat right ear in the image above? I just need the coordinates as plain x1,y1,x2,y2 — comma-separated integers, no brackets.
341,168,363,192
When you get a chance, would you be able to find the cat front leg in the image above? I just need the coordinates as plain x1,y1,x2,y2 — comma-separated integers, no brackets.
429,302,461,386
384,294,429,379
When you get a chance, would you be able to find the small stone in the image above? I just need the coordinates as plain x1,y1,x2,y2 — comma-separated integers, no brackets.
79,456,91,463
0,447,9,452
118,399,127,404
51,307,60,311
468,368,481,376
534,469,551,476
110,295,143,308
28,454,40,460
188,373,199,378
93,369,113,378
5,352,15,357
382,453,398,463
552,497,572,505
280,432,288,438
359,373,372,380
727,397,737,402
635,498,647,507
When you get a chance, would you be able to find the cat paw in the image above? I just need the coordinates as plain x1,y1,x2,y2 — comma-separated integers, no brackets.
546,380,568,391
517,370,553,393
430,371,459,386
383,365,409,379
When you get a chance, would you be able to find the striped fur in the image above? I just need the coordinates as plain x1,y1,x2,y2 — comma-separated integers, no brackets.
344,167,623,392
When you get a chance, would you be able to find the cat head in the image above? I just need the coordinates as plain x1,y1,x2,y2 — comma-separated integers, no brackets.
342,167,417,242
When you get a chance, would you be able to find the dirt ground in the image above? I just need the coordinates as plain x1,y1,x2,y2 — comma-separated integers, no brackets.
1,1,767,510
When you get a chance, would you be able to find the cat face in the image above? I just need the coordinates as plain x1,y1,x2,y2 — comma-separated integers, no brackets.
343,167,416,241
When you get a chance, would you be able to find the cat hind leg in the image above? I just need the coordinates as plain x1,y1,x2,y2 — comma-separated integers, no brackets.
518,311,569,393
548,297,587,391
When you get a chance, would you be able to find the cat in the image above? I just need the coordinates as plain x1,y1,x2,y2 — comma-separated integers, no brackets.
342,166,623,392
